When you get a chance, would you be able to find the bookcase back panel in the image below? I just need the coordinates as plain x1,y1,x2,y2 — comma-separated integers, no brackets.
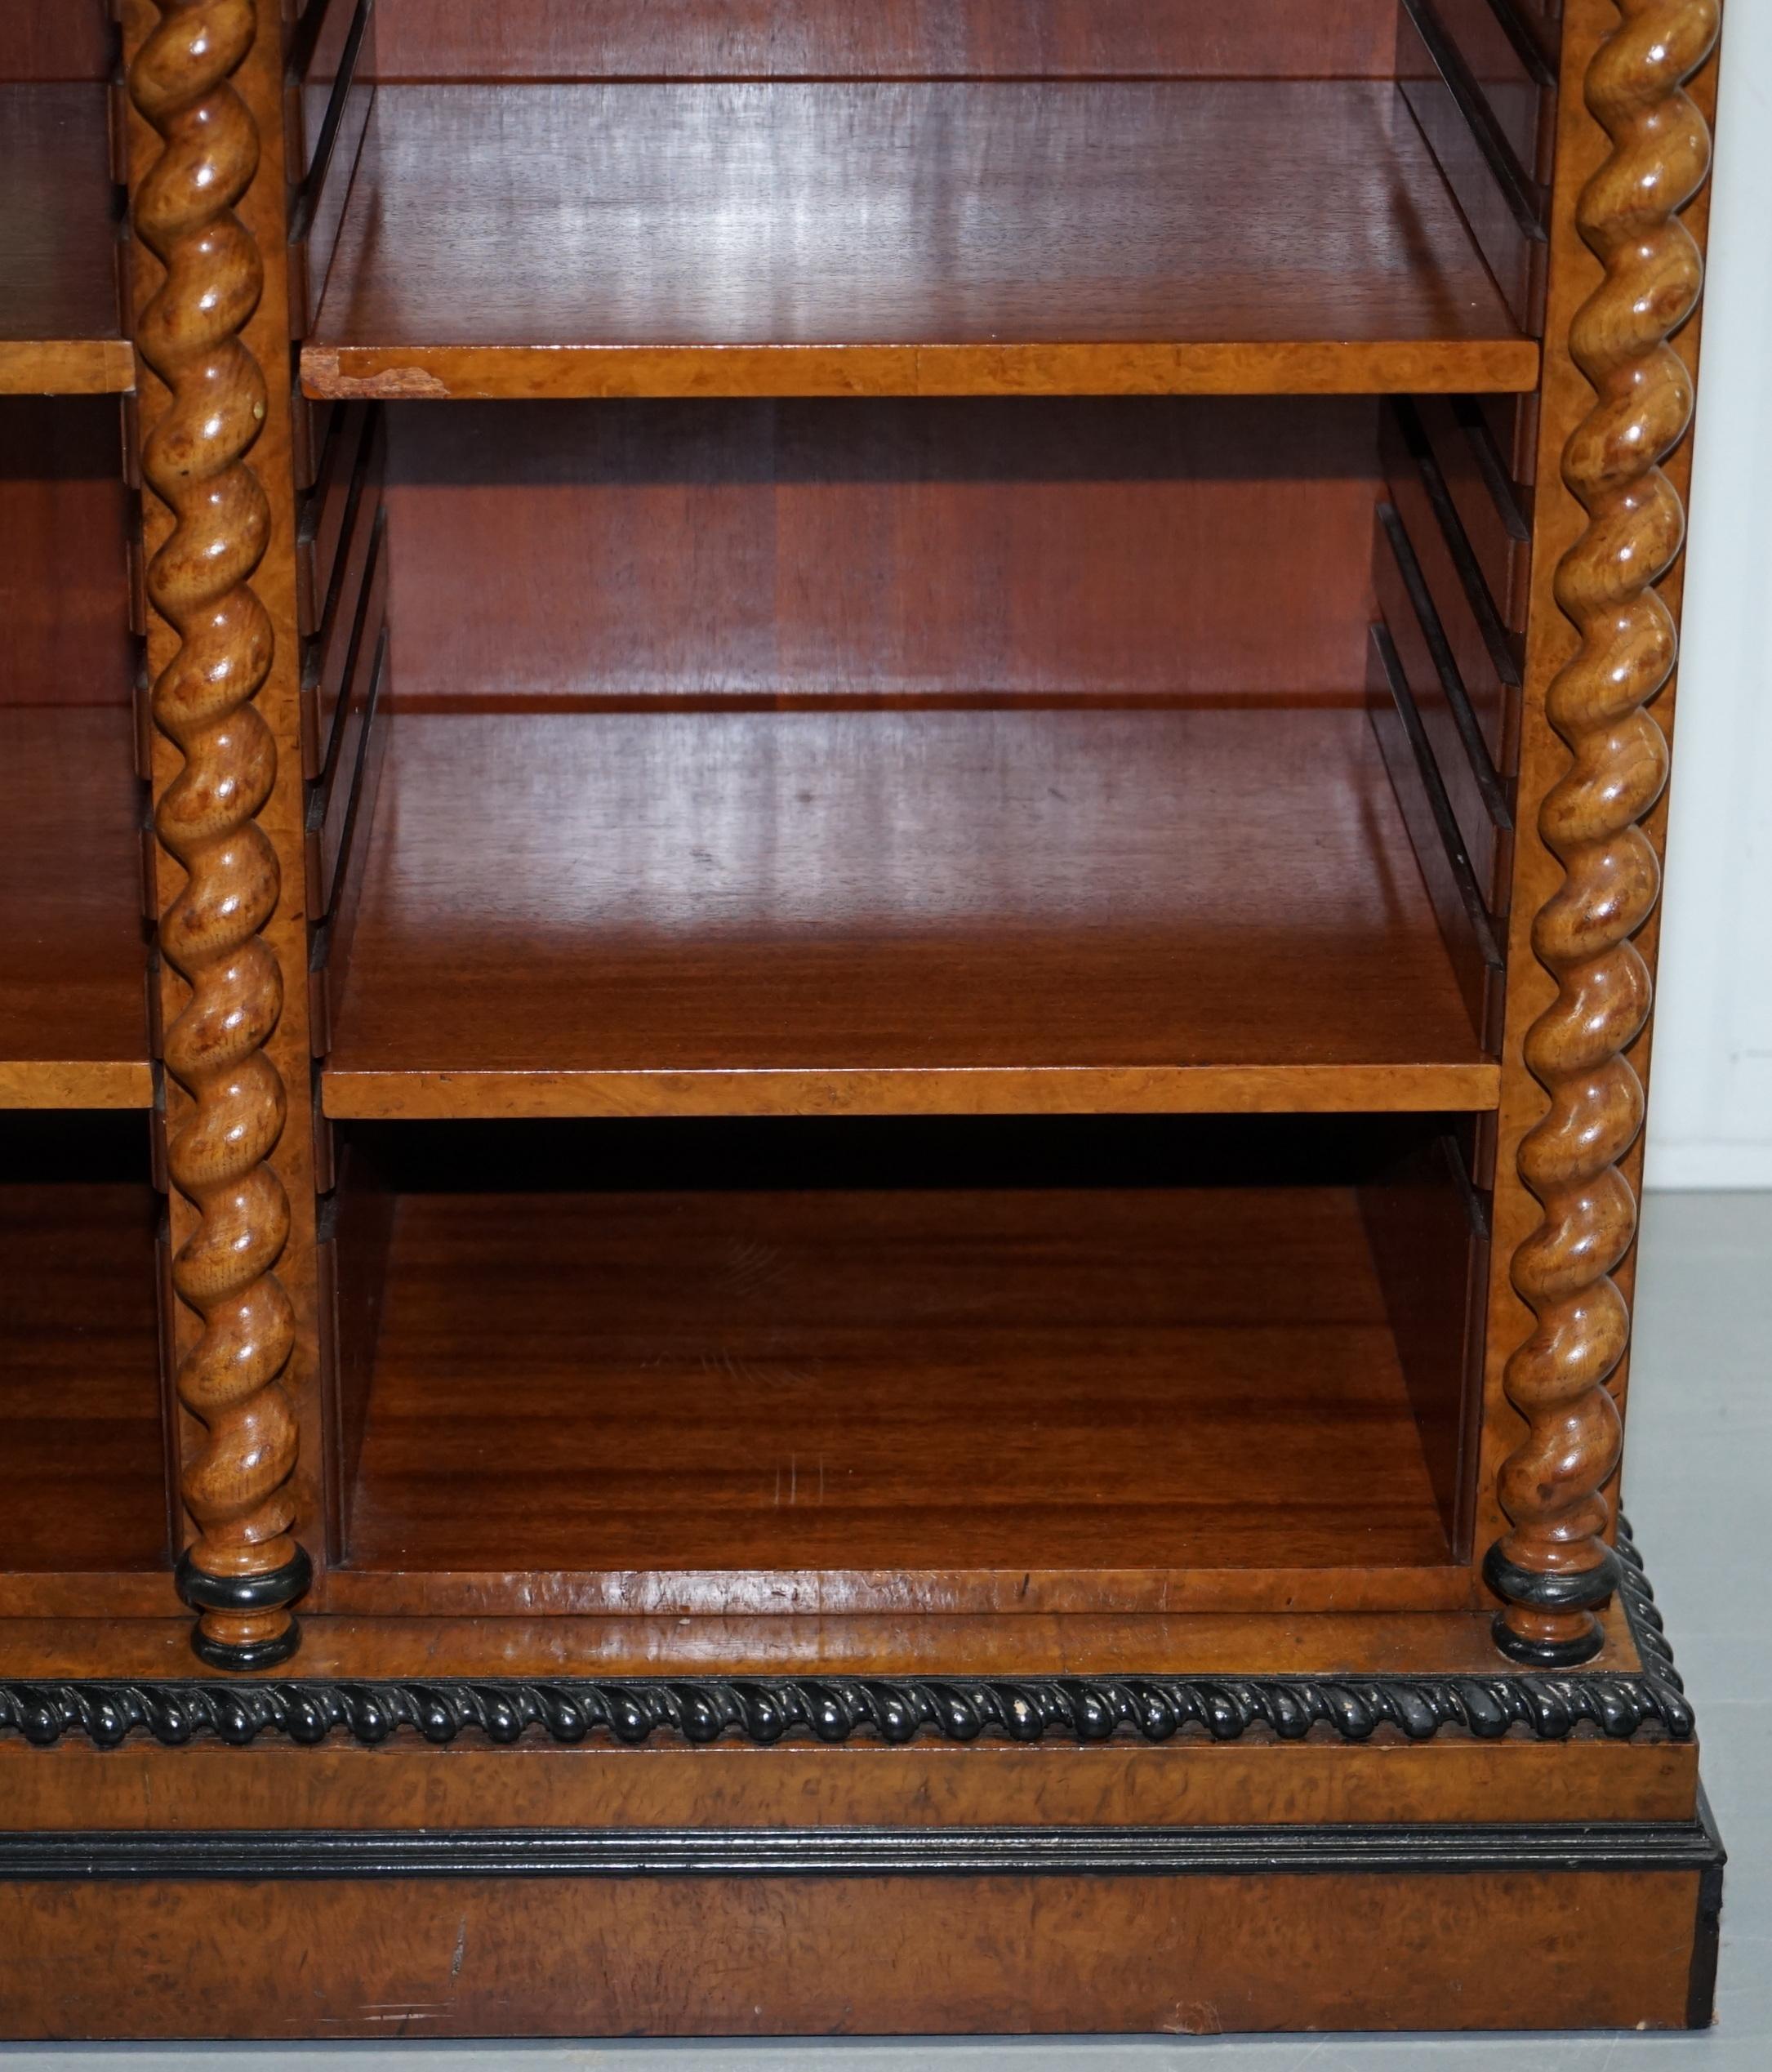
0,10,111,82
383,398,1382,705
368,2,1403,82
0,399,131,708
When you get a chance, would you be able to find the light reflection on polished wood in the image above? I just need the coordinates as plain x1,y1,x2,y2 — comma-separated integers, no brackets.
322,708,1497,1118
301,82,1539,400
128,0,306,1663
1487,0,1721,1667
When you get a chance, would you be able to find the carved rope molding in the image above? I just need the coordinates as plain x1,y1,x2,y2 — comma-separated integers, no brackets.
0,1521,1692,1749
1486,0,1721,1668
131,0,310,1669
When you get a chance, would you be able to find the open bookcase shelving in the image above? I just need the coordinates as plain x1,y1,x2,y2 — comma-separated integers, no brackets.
0,0,1732,2042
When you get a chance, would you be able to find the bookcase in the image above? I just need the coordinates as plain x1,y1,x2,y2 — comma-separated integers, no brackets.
0,0,1730,2039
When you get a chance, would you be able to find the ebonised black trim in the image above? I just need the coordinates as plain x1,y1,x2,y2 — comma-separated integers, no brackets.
1484,1541,1623,1616
175,1546,313,1618
1400,0,1550,242
0,1520,1693,1750
1688,1785,1728,2030
0,1817,1724,1884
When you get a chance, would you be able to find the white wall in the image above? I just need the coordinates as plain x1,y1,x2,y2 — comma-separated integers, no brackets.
1646,0,1772,1189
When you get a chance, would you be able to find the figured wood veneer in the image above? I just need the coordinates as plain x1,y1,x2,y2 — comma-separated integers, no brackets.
301,82,1539,400
320,708,1498,1119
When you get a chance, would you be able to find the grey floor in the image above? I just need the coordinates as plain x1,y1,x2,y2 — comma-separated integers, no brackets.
7,1190,1769,2070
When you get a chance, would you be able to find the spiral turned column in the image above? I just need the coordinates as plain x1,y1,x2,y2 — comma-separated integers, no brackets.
1485,0,1720,1668
131,0,310,1669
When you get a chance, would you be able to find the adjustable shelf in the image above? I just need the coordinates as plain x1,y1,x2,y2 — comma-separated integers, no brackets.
319,705,1498,1119
0,85,130,395
299,82,1539,401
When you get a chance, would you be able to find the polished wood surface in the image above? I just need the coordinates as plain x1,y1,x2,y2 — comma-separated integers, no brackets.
0,1587,1654,1678
0,1869,1707,2039
0,1731,1699,1836
0,1116,167,1574
126,0,314,1661
0,85,130,394
1486,0,1720,1666
0,397,136,713
333,1157,1458,1608
380,397,1389,711
367,1,1405,82
0,707,151,1108
323,708,1498,1119
301,83,1539,399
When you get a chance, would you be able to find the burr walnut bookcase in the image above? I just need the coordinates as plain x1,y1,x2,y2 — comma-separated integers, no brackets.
0,0,1732,2041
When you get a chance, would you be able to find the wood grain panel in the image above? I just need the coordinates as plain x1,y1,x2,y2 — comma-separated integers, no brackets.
0,1736,1699,1837
0,1869,1704,2038
382,399,1382,706
0,707,151,1107
320,707,1498,1118
367,2,1408,82
0,86,127,393
0,1114,167,1573
0,398,133,709
301,83,1538,399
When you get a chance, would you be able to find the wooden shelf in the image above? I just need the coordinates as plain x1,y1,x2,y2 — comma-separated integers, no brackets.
320,706,1498,1119
336,1167,1460,1612
300,82,1538,401
0,87,131,396
0,707,151,1110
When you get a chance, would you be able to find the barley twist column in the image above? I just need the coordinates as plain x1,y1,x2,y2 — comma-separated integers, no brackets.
1485,0,1720,1666
131,0,310,1669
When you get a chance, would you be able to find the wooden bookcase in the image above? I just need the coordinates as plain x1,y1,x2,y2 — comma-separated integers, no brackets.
0,0,1730,2039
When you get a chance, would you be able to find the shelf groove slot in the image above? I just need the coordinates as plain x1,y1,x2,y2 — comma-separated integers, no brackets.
1400,0,1549,245
1377,501,1513,831
1391,397,1525,693
1369,619,1506,977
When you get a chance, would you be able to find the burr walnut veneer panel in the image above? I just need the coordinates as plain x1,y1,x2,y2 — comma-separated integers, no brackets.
301,83,1538,399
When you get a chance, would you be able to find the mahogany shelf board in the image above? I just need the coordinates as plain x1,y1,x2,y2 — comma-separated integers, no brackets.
301,82,1539,400
340,1179,1460,1610
321,707,1498,1119
0,1177,168,1575
0,707,151,1109
0,86,130,396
